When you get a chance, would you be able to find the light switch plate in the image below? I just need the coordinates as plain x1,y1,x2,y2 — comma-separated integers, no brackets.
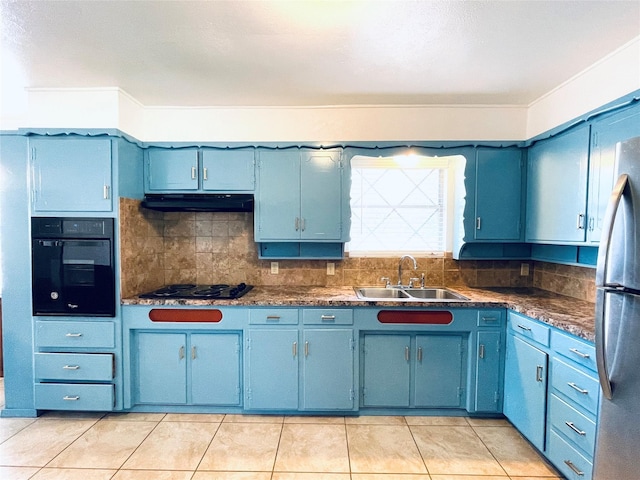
327,262,335,275
520,263,530,276
270,262,279,274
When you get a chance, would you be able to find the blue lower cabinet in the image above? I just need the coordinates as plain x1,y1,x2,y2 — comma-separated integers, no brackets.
415,335,465,407
362,334,411,407
134,331,241,406
474,331,503,412
35,383,114,411
547,429,593,480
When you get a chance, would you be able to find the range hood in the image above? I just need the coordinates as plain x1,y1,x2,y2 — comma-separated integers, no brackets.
141,193,254,212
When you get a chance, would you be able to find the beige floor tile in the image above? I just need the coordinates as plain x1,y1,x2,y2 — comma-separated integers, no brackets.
410,425,506,475
163,413,225,422
284,415,345,424
473,426,559,477
508,477,562,480
223,414,284,423
192,473,272,480
351,475,431,479
273,473,351,480
0,466,40,479
466,417,510,427
103,412,166,422
0,418,97,467
0,417,37,443
46,420,157,469
405,416,470,426
275,423,350,473
122,421,219,470
199,422,281,471
31,468,117,479
345,415,407,425
112,471,194,480
430,476,508,480
347,424,427,474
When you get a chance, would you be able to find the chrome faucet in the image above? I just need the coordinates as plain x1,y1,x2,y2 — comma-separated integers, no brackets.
398,254,418,287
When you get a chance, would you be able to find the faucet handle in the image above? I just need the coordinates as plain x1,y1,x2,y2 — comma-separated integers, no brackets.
380,277,391,288
409,277,420,288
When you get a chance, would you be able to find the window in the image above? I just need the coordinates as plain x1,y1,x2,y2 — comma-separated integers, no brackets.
348,153,462,256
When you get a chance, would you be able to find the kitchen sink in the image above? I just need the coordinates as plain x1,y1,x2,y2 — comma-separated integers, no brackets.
354,287,469,301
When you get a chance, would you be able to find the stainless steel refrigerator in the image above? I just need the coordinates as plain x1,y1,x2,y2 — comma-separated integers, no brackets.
593,136,640,480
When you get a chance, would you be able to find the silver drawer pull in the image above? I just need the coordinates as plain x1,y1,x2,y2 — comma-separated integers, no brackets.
517,324,532,331
320,315,336,321
569,348,590,359
266,315,281,320
63,365,80,370
564,459,584,476
536,365,544,382
568,382,589,394
481,316,498,323
565,421,586,436
65,333,83,337
63,395,80,401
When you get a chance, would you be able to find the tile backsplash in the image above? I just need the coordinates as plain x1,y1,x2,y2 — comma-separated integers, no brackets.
119,198,595,302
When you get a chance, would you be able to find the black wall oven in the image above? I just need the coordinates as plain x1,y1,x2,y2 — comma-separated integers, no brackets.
32,217,116,317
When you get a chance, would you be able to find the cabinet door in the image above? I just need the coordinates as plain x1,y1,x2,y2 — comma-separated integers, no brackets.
201,149,255,191
31,137,112,212
302,329,354,410
146,148,199,191
474,331,502,412
136,333,186,404
245,329,299,410
526,124,590,243
300,150,342,240
504,333,548,451
256,150,301,240
587,105,640,243
362,334,411,407
474,148,523,240
414,335,464,407
190,333,241,405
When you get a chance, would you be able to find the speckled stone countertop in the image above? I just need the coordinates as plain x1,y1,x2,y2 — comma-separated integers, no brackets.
123,285,596,342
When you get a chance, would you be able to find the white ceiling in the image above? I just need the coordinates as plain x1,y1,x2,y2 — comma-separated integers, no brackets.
1,0,639,108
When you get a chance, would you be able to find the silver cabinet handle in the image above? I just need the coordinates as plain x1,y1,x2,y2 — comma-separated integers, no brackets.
63,365,80,370
63,395,80,401
301,218,305,231
517,324,532,331
565,421,586,436
103,185,110,199
304,341,309,357
203,167,208,181
564,459,584,476
65,333,83,337
476,217,481,230
417,347,423,362
266,315,281,321
536,365,544,382
405,346,410,362
191,166,197,179
295,217,300,231
292,341,297,357
179,346,185,360
67,303,79,309
481,316,498,323
577,213,586,230
568,382,588,394
191,346,197,360
569,348,590,359
479,344,485,359
320,315,336,321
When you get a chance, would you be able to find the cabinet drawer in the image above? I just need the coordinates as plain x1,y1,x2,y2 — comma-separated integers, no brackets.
551,330,596,372
547,429,593,480
551,358,599,415
249,309,299,325
477,310,503,327
34,383,114,411
35,321,115,349
549,393,596,456
34,353,114,381
507,312,550,347
302,309,353,325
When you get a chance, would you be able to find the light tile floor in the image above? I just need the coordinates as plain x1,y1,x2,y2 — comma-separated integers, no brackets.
0,379,564,480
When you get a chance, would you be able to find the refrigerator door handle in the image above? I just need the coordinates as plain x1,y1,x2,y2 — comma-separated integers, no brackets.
596,289,614,400
596,174,629,287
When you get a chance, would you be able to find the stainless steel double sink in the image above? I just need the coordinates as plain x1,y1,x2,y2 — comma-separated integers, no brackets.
354,286,469,302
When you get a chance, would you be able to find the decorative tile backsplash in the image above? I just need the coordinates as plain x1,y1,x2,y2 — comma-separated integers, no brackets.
119,198,595,302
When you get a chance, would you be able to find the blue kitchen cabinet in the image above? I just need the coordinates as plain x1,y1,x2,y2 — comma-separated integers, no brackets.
255,148,343,242
586,104,640,244
244,328,299,410
526,124,590,244
145,147,255,192
31,137,113,212
135,331,241,406
362,334,411,407
471,148,524,241
474,330,503,412
415,335,465,407
503,313,550,452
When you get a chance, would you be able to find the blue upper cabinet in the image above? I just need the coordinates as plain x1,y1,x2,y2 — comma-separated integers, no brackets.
255,148,344,242
145,147,255,193
526,124,590,244
31,137,113,213
472,148,524,241
586,104,640,244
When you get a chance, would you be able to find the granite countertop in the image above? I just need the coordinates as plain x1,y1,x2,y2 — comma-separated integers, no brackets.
123,285,596,342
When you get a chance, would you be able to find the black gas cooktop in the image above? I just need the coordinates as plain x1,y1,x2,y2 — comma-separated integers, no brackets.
139,283,253,300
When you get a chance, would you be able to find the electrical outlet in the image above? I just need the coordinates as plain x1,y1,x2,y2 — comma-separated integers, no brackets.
270,262,279,274
520,263,530,276
327,262,335,275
